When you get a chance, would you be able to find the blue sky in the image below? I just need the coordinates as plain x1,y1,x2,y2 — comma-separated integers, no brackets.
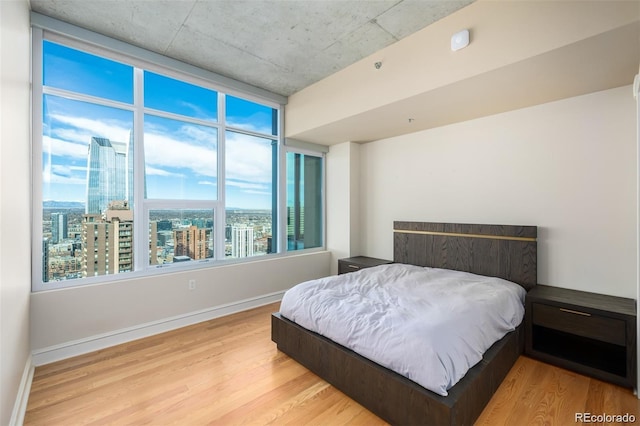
42,40,276,209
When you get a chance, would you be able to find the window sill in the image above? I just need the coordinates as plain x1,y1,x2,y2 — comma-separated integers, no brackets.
33,248,329,292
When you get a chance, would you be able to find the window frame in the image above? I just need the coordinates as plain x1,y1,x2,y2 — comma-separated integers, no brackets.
31,22,326,292
280,146,326,255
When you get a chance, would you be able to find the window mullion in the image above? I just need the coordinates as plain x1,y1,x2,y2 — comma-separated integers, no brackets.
279,145,288,254
216,92,226,261
133,67,146,271
43,86,135,112
143,107,219,130
225,125,276,141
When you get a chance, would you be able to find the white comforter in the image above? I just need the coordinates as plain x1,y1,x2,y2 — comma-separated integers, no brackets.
279,263,526,396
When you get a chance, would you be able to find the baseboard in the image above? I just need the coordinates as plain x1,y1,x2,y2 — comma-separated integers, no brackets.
32,291,284,366
9,355,34,426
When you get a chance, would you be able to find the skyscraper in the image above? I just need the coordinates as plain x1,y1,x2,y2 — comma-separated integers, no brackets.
82,201,133,277
86,136,128,214
42,238,50,283
231,225,254,258
174,225,211,260
149,220,158,266
51,212,68,244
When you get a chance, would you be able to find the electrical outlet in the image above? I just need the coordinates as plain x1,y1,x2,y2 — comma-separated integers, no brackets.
188,279,196,290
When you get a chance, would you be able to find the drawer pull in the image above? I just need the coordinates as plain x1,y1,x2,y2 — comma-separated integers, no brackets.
559,308,591,317
347,264,360,269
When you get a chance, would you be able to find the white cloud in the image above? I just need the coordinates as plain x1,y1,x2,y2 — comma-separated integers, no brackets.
226,180,267,190
198,180,216,186
225,132,272,184
181,125,217,147
50,114,131,143
178,100,216,121
144,130,217,178
50,164,85,177
145,166,184,177
227,111,273,135
51,128,92,145
244,189,272,196
43,164,85,185
43,135,87,159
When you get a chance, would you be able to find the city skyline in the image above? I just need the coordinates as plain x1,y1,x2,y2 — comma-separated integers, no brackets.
42,206,275,282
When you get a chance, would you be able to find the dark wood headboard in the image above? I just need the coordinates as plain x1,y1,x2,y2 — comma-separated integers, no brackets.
393,222,537,290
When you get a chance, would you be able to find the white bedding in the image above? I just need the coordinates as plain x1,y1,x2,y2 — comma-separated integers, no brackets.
279,263,526,396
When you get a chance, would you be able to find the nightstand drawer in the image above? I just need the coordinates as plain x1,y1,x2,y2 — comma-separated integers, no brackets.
338,262,364,274
338,257,392,275
532,303,626,346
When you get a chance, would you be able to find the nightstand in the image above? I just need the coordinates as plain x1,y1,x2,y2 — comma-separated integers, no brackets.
338,256,392,275
525,284,636,388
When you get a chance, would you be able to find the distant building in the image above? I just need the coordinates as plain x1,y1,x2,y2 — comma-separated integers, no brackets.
149,220,158,266
42,238,50,282
231,225,254,258
51,212,68,244
157,219,172,231
86,136,129,214
157,230,172,247
82,201,133,277
287,206,304,250
48,255,82,281
174,225,211,260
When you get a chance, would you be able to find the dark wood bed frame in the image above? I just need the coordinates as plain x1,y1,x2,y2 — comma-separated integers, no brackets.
272,221,537,425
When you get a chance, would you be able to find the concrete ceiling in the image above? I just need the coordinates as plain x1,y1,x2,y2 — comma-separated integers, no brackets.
289,21,640,144
285,0,640,145
29,0,475,97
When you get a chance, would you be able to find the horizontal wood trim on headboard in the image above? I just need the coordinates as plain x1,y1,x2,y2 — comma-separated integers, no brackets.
394,229,536,242
393,222,537,290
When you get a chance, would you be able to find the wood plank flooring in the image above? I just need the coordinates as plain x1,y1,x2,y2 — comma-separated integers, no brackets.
25,302,640,425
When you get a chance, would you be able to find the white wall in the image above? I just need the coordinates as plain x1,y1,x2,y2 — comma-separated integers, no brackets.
0,0,32,424
31,251,330,354
358,86,637,299
326,142,360,274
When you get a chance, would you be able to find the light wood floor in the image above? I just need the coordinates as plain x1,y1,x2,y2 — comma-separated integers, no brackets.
25,302,640,425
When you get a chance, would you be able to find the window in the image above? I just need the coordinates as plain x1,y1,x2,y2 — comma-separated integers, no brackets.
286,152,324,251
33,31,324,291
149,209,214,265
225,131,277,257
41,40,135,283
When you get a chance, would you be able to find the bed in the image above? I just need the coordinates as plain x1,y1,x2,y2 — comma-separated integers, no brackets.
271,221,537,425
